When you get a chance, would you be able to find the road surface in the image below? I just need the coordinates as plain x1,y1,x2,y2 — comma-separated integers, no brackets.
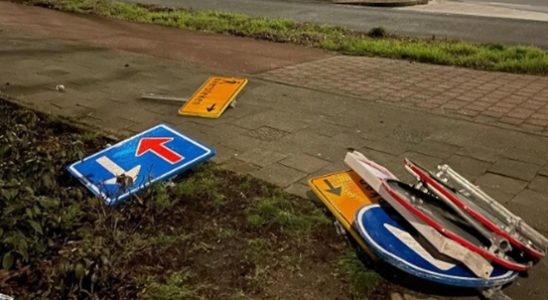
124,0,548,48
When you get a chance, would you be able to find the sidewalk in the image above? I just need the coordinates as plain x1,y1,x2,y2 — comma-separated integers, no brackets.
1,2,547,299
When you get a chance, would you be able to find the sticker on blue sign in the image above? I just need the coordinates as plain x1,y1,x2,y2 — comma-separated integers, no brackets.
67,124,215,206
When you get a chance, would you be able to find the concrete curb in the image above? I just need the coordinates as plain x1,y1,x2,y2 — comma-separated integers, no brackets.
332,0,428,7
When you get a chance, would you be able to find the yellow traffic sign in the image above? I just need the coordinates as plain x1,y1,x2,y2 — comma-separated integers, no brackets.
179,76,247,118
309,170,381,258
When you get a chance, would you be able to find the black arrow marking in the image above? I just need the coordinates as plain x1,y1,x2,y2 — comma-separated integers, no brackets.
206,103,216,112
324,179,342,196
223,80,237,84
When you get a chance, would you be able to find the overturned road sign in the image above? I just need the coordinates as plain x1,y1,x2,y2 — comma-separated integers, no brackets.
178,76,247,118
67,124,215,205
356,204,518,288
308,170,380,258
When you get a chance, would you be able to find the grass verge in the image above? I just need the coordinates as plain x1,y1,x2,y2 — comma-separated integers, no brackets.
18,0,548,75
0,98,387,299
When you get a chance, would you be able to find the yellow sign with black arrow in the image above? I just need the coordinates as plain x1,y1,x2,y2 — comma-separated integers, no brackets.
178,76,248,118
309,170,380,258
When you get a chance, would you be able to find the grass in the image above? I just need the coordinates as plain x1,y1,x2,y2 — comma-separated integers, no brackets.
1,98,386,299
337,249,383,298
246,193,329,234
142,270,198,300
18,0,548,75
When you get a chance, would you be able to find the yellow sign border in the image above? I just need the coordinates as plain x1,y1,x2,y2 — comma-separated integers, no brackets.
309,170,378,259
178,76,248,119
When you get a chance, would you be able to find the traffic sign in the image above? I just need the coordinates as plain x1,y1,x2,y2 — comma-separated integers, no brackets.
356,205,518,288
179,76,248,118
308,170,380,258
67,124,215,205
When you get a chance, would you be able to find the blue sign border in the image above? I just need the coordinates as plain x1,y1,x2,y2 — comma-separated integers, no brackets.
67,124,215,205
355,204,518,288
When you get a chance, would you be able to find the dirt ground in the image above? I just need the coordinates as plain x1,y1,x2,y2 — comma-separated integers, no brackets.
0,98,392,299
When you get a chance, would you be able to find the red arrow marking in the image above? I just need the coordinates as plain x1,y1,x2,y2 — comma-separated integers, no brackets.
136,137,184,164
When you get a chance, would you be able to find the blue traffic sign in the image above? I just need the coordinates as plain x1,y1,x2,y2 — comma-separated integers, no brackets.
67,124,215,205
355,205,518,288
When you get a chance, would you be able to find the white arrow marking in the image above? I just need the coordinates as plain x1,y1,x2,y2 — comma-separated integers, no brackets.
384,223,455,271
96,156,141,185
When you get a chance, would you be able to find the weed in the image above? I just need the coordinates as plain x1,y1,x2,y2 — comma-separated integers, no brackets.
173,164,225,206
143,270,197,300
337,249,382,298
368,27,386,39
229,290,249,300
246,194,328,234
245,238,269,266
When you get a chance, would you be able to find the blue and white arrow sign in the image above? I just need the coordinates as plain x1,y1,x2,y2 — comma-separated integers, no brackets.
355,204,517,288
67,124,215,205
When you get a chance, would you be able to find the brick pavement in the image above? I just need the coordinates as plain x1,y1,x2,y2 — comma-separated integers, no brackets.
260,56,548,134
2,14,548,299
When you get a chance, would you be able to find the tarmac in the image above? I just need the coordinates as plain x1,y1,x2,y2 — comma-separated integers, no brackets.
1,2,547,299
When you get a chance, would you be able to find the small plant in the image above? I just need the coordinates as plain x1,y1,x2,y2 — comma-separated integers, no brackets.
368,27,386,39
246,194,328,233
143,270,197,300
336,249,382,298
173,164,225,206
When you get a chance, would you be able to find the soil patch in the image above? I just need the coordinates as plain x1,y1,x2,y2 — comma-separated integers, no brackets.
0,98,387,299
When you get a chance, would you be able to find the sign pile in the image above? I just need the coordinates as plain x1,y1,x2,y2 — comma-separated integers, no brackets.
309,150,548,299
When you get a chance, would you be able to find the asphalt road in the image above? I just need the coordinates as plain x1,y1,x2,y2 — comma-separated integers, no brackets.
124,0,548,48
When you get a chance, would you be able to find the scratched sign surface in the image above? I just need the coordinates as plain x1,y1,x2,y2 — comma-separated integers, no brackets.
67,124,215,205
179,76,248,118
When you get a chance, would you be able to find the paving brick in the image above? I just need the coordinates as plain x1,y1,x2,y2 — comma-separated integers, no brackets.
480,109,504,118
237,147,287,167
308,122,346,137
390,124,431,144
506,108,535,119
261,56,548,135
210,144,239,164
280,153,330,173
488,158,539,181
528,175,548,194
285,182,312,199
507,189,548,234
247,126,288,141
526,118,548,127
475,173,527,203
456,146,501,163
501,148,547,166
356,148,396,166
499,116,524,125
214,128,268,152
362,138,410,156
520,123,544,133
251,163,307,188
235,110,312,132
443,155,491,181
219,158,260,175
410,140,459,159
539,164,548,177
330,132,368,150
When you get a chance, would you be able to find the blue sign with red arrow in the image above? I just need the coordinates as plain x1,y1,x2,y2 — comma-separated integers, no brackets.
67,124,215,206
